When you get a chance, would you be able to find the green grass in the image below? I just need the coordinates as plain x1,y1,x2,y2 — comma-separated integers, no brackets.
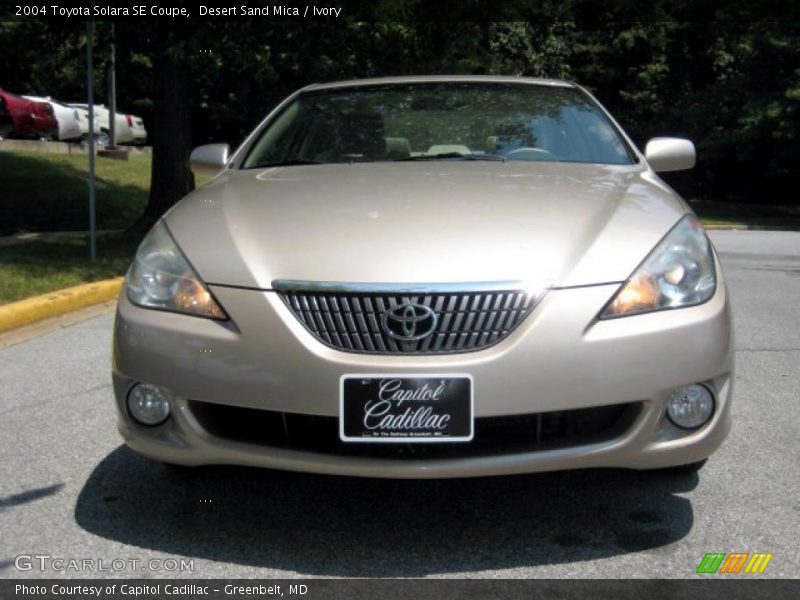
0,150,151,236
0,150,150,304
0,150,220,305
693,200,800,231
0,236,138,305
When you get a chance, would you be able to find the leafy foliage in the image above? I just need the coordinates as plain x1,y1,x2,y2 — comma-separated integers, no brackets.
2,11,799,207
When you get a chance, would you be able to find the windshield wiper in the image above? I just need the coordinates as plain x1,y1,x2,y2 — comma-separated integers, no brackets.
395,152,507,162
246,158,326,168
248,153,508,167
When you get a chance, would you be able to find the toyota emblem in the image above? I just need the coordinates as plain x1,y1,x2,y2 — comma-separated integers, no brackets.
381,302,438,341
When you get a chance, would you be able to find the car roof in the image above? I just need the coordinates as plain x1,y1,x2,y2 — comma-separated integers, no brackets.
300,75,576,93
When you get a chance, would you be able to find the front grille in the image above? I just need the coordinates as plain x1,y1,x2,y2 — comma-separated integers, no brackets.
188,401,640,460
276,285,540,354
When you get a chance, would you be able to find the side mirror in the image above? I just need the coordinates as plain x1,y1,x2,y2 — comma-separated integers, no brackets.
190,143,230,177
644,138,695,172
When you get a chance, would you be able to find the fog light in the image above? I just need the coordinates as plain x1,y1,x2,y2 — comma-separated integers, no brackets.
666,384,714,429
127,383,170,426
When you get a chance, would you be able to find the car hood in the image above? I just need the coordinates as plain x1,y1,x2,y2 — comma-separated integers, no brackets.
165,162,687,290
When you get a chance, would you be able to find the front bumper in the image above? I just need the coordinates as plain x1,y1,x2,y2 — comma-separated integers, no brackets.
112,275,733,478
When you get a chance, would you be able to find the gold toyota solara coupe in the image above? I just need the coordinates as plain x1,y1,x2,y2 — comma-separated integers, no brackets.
112,76,733,478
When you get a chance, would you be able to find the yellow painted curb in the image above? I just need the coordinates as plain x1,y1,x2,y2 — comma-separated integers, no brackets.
0,277,124,333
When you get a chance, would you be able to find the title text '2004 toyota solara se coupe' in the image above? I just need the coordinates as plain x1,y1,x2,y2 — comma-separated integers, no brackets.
112,76,733,478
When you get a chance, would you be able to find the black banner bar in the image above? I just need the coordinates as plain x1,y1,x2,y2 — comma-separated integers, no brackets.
3,579,800,600
1,0,799,23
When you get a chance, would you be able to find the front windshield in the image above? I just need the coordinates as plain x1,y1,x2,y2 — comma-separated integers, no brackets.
242,82,635,168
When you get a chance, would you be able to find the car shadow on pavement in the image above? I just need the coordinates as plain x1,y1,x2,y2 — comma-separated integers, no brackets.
75,446,697,577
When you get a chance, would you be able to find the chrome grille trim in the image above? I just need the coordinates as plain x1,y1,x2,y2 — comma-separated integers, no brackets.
276,282,544,354
272,279,535,293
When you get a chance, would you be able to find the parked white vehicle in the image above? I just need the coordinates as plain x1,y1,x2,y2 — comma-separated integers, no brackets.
67,103,146,145
69,105,102,140
128,114,147,145
23,96,81,141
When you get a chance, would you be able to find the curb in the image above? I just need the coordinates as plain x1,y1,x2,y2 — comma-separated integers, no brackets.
702,223,755,231
703,224,747,231
0,277,124,334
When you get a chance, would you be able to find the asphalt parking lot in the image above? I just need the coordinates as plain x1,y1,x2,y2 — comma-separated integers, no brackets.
0,230,798,579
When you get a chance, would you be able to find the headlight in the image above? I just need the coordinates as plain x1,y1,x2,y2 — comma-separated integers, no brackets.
600,215,716,318
126,221,227,319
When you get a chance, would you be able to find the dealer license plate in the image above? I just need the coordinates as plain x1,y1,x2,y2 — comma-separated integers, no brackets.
339,374,473,443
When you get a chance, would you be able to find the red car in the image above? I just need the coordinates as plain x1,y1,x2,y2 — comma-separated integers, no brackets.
0,89,57,139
